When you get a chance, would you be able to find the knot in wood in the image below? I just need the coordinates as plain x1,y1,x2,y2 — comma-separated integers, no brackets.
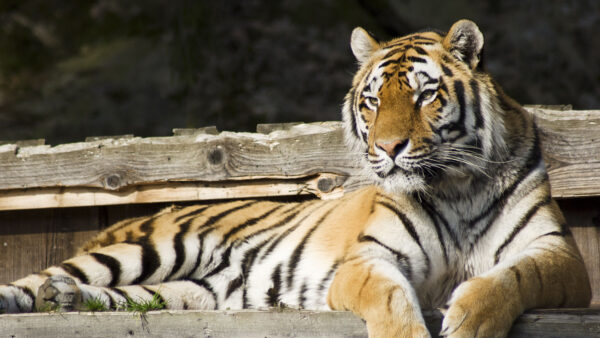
104,174,122,190
317,177,334,193
207,147,224,165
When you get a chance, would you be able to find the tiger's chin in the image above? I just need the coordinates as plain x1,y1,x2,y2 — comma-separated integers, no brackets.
371,164,470,196
373,169,431,195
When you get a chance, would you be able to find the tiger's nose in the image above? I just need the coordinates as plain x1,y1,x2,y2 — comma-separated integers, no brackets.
376,139,409,158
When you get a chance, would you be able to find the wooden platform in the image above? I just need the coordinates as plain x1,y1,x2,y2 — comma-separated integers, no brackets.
1,309,599,338
1,106,599,336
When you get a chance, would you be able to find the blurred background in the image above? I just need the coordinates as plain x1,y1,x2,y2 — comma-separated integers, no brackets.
0,0,598,145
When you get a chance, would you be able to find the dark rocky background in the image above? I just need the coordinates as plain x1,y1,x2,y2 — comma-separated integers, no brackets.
0,0,598,145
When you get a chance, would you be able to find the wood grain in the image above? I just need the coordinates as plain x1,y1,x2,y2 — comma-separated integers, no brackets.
0,109,599,210
0,309,597,338
0,174,345,211
558,198,600,305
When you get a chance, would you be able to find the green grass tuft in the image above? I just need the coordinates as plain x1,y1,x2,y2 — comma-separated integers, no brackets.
118,292,166,313
83,297,109,312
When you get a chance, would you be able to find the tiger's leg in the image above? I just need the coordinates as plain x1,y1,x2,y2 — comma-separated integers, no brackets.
1,238,195,313
441,210,591,337
61,278,218,311
327,257,431,338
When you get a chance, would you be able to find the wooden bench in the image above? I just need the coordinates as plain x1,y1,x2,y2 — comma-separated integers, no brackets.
1,106,599,337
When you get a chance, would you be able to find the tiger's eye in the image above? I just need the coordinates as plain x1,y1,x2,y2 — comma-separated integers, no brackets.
366,97,379,107
420,90,435,100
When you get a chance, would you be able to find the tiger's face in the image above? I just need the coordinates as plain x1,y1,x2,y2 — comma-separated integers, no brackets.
343,20,505,194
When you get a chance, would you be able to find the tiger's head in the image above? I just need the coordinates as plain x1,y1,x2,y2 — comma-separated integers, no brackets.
343,20,510,194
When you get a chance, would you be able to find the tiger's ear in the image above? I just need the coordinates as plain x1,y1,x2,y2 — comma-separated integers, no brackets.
351,27,379,64
443,20,484,69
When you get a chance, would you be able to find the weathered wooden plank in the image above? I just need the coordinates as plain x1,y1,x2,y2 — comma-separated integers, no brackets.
0,174,344,211
0,110,599,203
533,108,600,198
0,207,102,283
559,198,600,306
0,122,357,191
0,309,597,338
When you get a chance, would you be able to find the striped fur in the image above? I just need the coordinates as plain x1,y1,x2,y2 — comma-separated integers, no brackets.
0,20,591,338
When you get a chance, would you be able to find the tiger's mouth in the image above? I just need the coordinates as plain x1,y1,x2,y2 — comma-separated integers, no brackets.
373,156,443,182
387,164,442,181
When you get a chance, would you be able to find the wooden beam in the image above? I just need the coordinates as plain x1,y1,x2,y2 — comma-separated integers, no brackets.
0,309,597,338
0,109,599,211
0,174,346,211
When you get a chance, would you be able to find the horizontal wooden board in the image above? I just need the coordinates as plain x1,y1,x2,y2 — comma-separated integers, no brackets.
0,308,598,338
0,174,345,211
0,109,599,211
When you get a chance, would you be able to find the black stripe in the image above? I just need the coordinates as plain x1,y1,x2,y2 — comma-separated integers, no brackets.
266,264,283,307
441,64,453,77
469,79,484,129
200,201,259,230
347,88,360,140
166,220,192,280
179,202,259,280
534,230,567,241
419,201,449,265
174,205,209,223
358,234,412,281
90,253,122,287
130,218,161,285
109,287,130,302
9,285,35,312
125,231,135,242
378,59,400,68
105,291,116,309
188,279,218,309
104,232,117,246
241,235,276,308
468,127,543,245
383,47,405,59
260,203,327,262
286,205,337,288
422,199,459,248
184,228,212,278
377,201,431,277
437,94,447,108
237,204,306,246
141,286,165,306
60,262,89,284
105,218,142,238
203,246,233,279
494,196,552,264
412,46,427,55
221,205,284,245
453,80,466,129
15,285,35,301
226,276,243,299
407,56,427,63
298,280,308,308
317,260,340,293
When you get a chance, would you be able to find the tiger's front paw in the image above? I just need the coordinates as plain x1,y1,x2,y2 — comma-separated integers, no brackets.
440,277,521,338
36,275,82,312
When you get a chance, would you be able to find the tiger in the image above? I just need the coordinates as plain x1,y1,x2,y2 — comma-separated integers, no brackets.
0,19,591,337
